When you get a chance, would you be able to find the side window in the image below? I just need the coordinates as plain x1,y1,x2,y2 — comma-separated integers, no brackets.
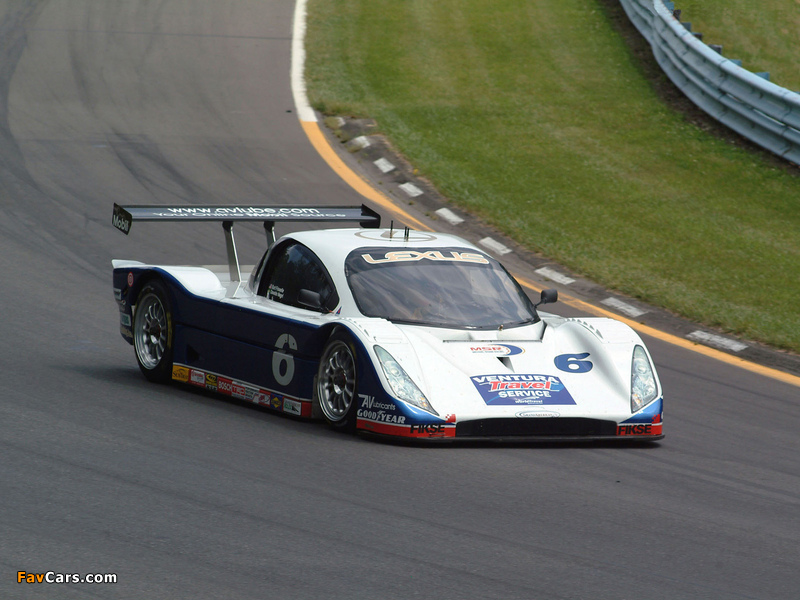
257,241,338,312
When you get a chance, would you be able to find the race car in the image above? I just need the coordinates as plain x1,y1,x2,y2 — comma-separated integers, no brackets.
111,203,663,441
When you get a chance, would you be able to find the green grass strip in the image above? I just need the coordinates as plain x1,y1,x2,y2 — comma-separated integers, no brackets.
305,0,800,353
677,1,800,91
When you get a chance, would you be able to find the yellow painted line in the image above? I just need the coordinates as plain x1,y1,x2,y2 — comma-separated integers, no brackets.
299,119,800,389
300,121,428,230
518,276,800,388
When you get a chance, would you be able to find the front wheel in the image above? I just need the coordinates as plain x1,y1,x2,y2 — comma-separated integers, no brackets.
316,331,358,432
133,280,174,383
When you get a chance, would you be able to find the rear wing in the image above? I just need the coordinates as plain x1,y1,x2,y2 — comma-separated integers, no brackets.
112,203,381,282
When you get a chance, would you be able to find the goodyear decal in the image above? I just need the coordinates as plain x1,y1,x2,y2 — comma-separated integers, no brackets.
471,374,576,406
356,394,407,425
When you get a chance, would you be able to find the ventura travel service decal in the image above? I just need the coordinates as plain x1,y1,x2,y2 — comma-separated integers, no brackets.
471,374,576,406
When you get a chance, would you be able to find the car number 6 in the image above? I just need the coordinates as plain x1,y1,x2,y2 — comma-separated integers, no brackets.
554,352,593,373
273,333,297,386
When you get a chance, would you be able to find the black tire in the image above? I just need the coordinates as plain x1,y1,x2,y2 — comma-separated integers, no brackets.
132,280,174,383
315,330,359,432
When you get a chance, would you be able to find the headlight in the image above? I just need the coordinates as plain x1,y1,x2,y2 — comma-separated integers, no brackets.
631,345,658,412
374,346,438,415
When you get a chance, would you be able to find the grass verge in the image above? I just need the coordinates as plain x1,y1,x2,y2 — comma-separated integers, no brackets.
675,1,800,91
305,0,800,353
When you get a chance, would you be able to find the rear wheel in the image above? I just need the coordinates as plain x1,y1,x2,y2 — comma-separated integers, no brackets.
316,331,358,432
133,280,174,383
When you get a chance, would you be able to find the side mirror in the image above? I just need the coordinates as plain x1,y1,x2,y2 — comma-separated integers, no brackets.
298,289,323,311
538,288,558,306
532,288,558,319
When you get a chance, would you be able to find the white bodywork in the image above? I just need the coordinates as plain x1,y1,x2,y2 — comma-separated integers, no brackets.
117,228,662,432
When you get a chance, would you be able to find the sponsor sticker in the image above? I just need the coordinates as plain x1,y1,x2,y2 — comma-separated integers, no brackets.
231,382,247,400
267,284,284,299
172,365,190,383
357,409,406,424
160,207,325,217
409,423,449,436
356,419,456,438
516,410,560,418
617,423,657,436
358,394,396,411
170,365,312,417
361,250,489,265
218,377,233,396
356,394,406,424
283,398,302,416
127,272,134,287
471,374,576,406
190,370,205,387
469,344,524,356
113,204,133,234
618,410,663,436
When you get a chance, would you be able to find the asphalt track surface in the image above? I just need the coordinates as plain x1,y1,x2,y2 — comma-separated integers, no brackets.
1,2,799,599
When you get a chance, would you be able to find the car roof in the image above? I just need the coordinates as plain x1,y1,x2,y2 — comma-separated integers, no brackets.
283,228,487,267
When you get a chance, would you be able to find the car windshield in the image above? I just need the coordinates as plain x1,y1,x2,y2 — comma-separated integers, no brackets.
345,246,537,329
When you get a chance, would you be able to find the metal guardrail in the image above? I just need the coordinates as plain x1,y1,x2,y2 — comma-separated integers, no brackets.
618,0,800,164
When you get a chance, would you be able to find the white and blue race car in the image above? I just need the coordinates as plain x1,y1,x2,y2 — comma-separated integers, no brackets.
112,204,663,441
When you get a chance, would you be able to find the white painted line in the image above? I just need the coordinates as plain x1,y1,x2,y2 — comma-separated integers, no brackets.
291,0,317,122
348,136,371,150
374,158,396,173
435,208,464,225
479,237,512,255
601,297,648,318
535,267,575,285
399,182,424,197
687,330,748,352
